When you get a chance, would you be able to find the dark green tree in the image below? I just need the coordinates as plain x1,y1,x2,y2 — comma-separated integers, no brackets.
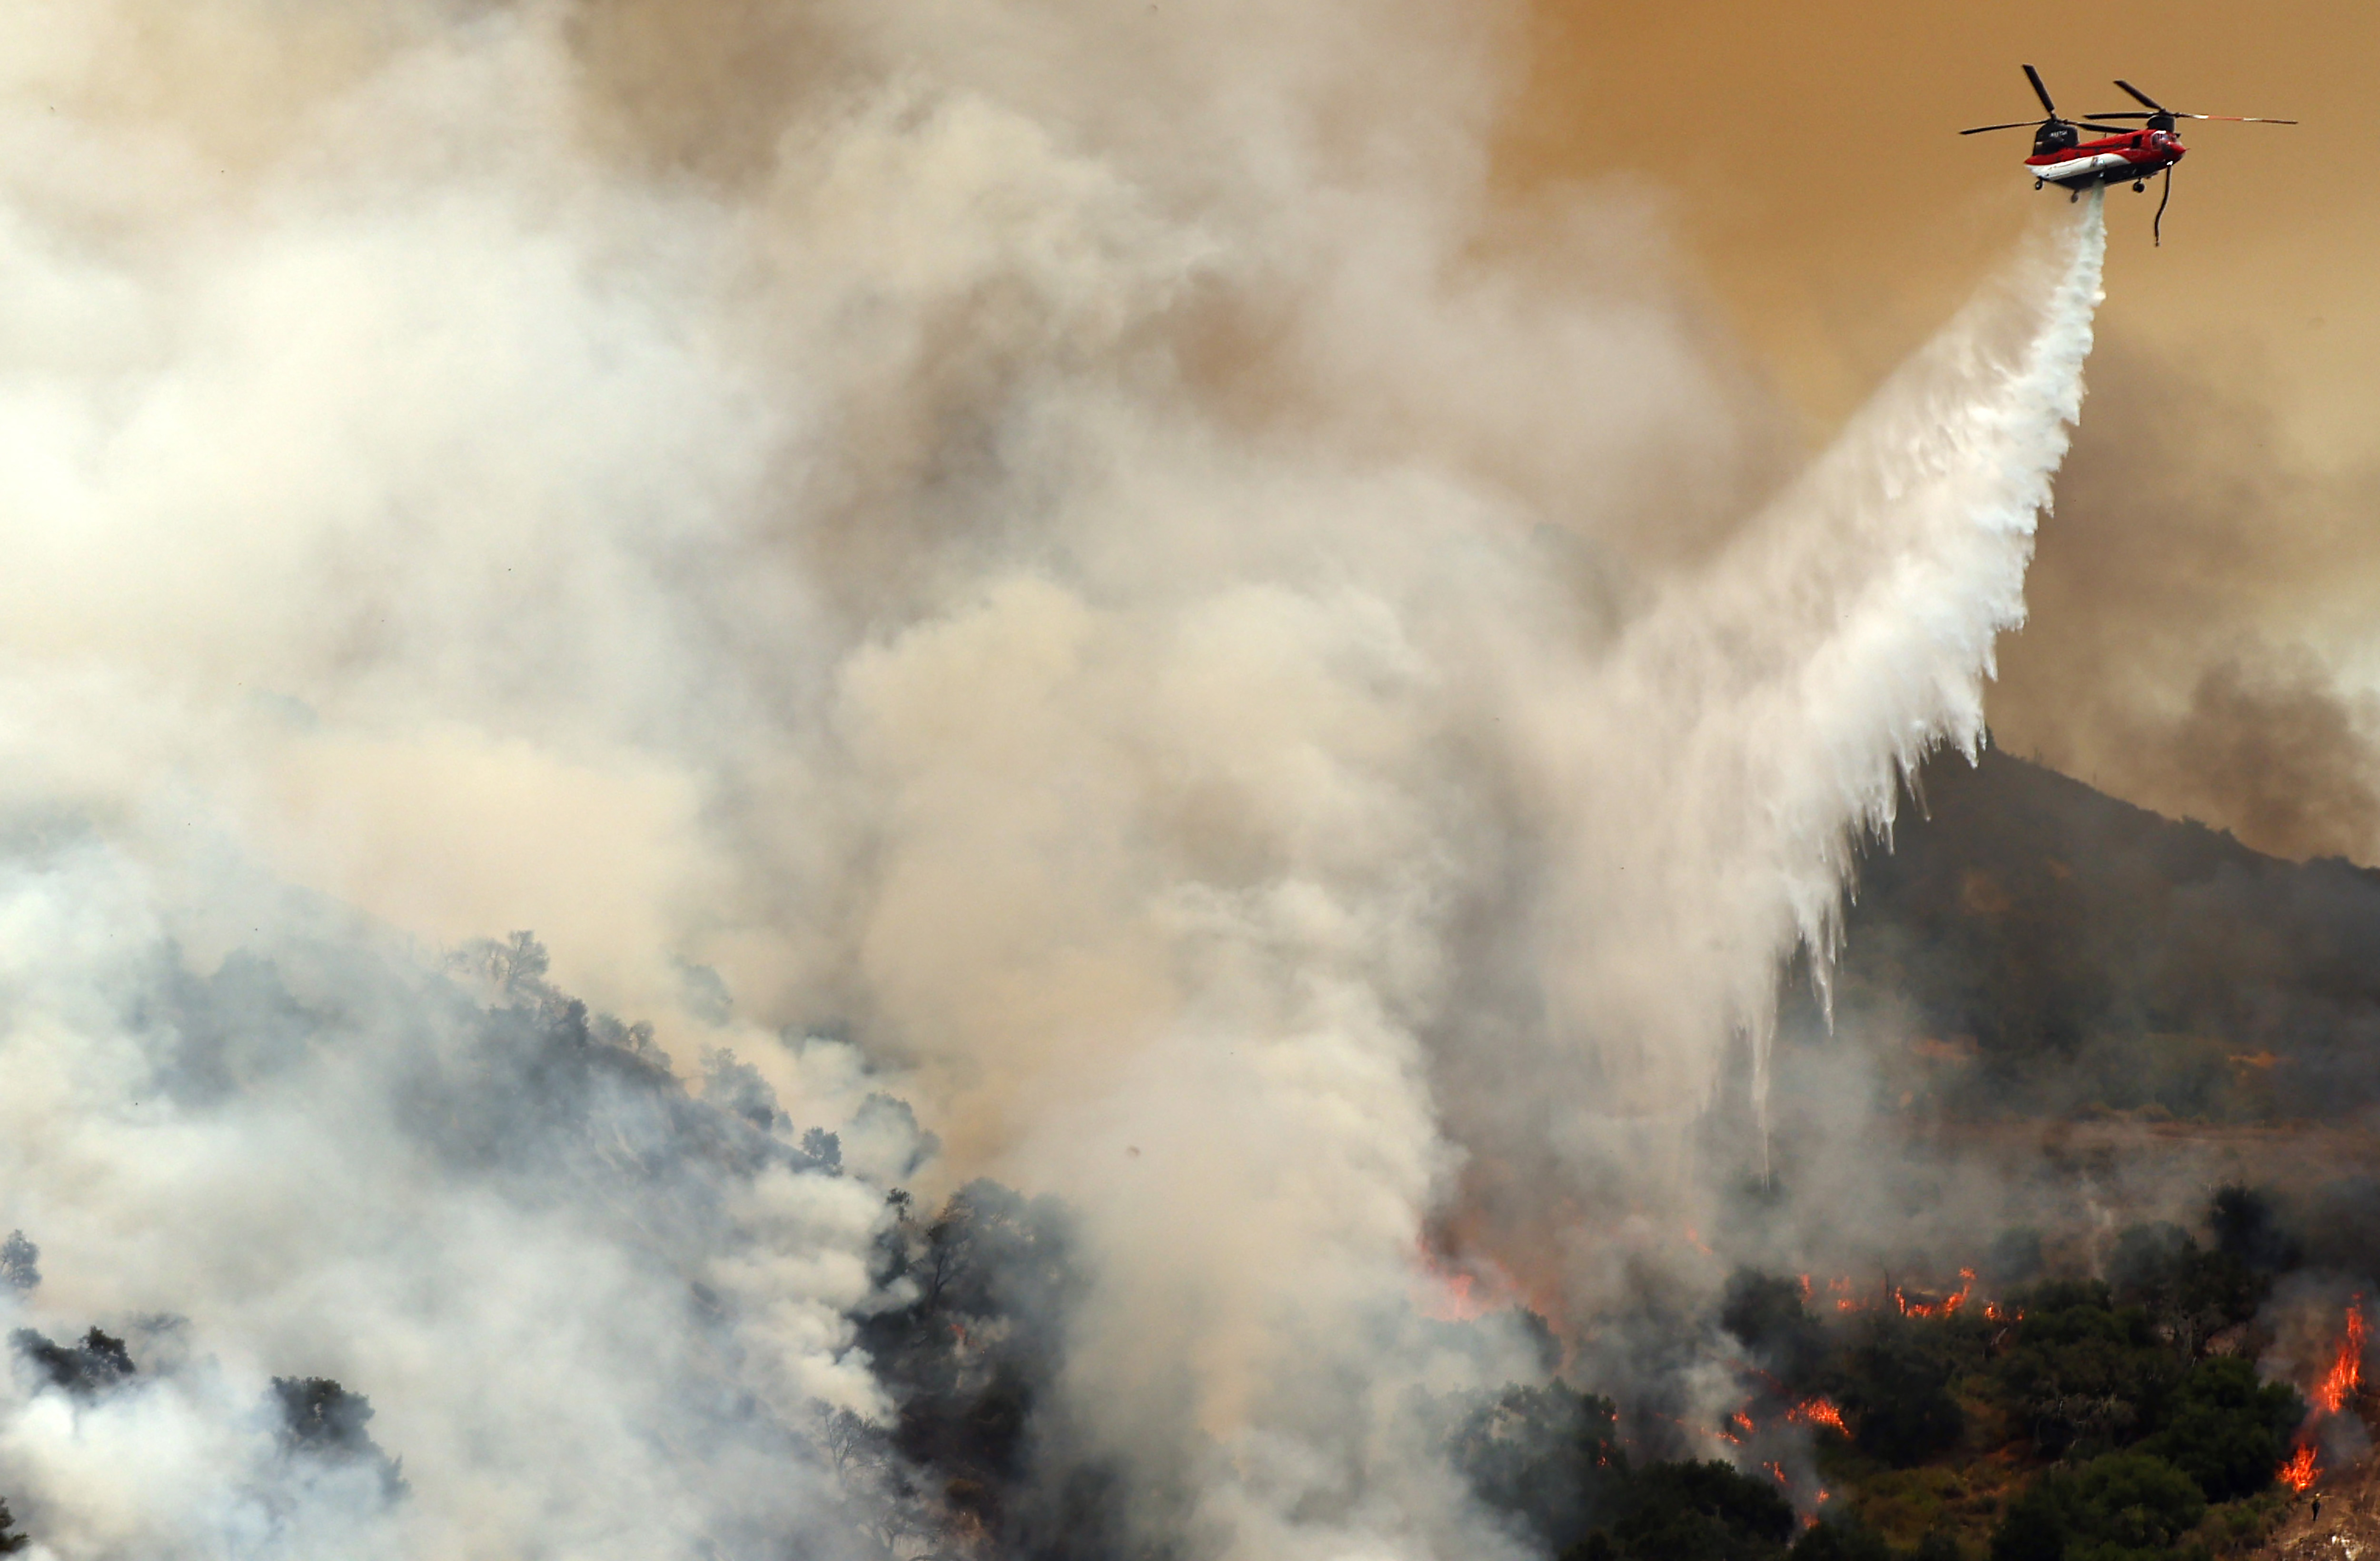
2061,1452,2205,1559
1989,1284,2179,1458
2106,1223,2264,1355
850,1179,1091,1555
1988,1453,2204,1561
1988,1483,2067,1561
2143,1355,2305,1502
0,1231,36,1294
0,1498,25,1555
1913,1525,1964,1561
1835,1316,1964,1466
1611,1460,1795,1561
11,1326,134,1397
271,1378,408,1502
2208,1185,2301,1274
1723,1269,1831,1391
1788,1517,1896,1561
1447,1383,1630,1553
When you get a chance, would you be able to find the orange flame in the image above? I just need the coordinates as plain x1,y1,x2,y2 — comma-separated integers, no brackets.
1763,1460,1787,1485
1788,1397,1847,1434
2280,1444,2318,1492
2312,1301,2366,1415
1412,1241,1523,1323
1895,1269,1979,1320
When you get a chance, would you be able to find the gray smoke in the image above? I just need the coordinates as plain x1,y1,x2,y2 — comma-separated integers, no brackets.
1992,339,2380,865
0,4,2111,1557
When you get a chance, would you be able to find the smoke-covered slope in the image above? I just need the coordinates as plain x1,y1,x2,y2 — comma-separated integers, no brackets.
1829,743,2380,1123
0,4,2125,1557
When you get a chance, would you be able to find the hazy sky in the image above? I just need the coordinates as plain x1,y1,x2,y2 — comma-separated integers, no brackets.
1499,2,2380,863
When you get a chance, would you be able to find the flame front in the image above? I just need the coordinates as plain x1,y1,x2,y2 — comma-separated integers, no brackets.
1894,1269,1978,1319
2280,1444,2318,1492
1788,1398,1847,1434
2313,1300,2366,1415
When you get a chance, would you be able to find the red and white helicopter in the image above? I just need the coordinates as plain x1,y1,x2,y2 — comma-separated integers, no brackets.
1962,66,2295,243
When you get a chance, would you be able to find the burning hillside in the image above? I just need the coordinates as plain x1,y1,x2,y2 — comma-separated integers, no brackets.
2312,1304,2365,1417
0,3,2370,1561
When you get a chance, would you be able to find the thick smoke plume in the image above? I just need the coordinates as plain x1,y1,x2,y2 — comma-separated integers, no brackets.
0,4,2107,1557
1992,340,2380,865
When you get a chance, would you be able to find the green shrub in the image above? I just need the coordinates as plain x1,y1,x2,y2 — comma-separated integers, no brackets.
1988,1453,2205,1561
1990,1285,2180,1458
1835,1317,1964,1466
1725,1269,1832,1391
1788,1517,1896,1561
2142,1356,2304,1502
1612,1460,1796,1561
1912,1526,1964,1561
1447,1383,1630,1552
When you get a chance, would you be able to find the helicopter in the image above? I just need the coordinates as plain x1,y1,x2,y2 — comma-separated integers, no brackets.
1961,66,2295,243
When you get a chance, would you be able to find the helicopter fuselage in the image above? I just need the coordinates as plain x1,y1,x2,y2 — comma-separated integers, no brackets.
2027,127,2186,189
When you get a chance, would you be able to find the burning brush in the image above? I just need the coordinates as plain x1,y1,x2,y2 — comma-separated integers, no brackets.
2281,1296,2370,1492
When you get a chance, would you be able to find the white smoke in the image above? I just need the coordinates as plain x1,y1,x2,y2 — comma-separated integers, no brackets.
0,3,2108,1557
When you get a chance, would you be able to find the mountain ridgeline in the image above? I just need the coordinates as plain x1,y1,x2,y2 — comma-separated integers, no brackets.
1817,742,2380,1124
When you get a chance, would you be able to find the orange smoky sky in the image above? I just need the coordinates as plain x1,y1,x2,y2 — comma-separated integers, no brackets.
1502,0,2380,863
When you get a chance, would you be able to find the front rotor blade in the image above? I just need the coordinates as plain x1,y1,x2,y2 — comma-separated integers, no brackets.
2179,113,2299,123
2080,124,2141,135
2024,64,2059,114
1960,121,2045,135
2083,111,2156,120
2113,79,2167,111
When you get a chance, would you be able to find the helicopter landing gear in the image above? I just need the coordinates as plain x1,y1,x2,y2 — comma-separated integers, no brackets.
2069,187,2080,202
2035,178,2045,190
2133,181,2147,192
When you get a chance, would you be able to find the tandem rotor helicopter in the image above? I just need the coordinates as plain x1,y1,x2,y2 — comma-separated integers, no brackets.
1961,65,2295,244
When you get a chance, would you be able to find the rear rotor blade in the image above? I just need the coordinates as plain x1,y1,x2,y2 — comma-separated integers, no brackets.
1960,120,2045,135
2113,79,2167,111
2080,124,2141,135
2024,64,2058,114
2083,111,2157,120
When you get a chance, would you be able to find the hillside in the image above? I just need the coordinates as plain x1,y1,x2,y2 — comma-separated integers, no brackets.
1825,743,2380,1125
1734,747,2380,1560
